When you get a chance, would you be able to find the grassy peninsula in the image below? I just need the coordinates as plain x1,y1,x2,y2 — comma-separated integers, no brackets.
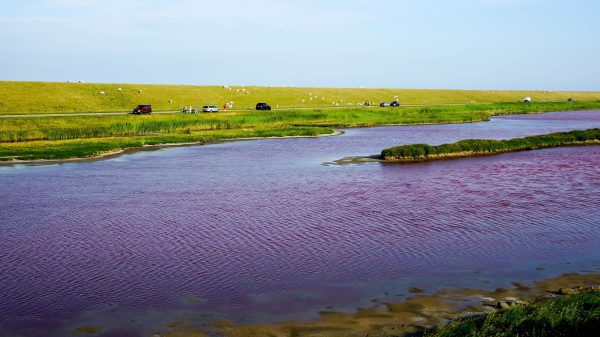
381,129,600,162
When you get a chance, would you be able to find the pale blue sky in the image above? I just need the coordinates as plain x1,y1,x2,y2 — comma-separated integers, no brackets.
1,0,599,90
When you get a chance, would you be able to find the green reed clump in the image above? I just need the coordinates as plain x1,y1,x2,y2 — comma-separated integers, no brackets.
381,129,600,161
427,290,600,337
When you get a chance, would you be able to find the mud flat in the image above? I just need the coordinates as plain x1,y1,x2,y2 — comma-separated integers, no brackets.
147,273,600,337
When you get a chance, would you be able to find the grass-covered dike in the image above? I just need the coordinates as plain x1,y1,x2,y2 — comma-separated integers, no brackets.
2,81,600,114
381,129,600,162
427,289,600,337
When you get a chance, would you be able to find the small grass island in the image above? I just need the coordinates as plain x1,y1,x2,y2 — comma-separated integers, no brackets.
381,129,600,162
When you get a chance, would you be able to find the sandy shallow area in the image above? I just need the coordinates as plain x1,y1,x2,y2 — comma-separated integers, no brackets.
78,272,598,337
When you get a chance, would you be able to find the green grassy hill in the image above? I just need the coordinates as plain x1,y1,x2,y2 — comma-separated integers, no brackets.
2,81,600,114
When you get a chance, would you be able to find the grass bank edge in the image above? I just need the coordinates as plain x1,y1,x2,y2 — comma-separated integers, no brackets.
0,127,335,162
381,129,600,162
426,289,600,337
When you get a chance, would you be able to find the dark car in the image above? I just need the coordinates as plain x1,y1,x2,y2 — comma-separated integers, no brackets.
132,104,152,114
390,101,400,107
256,102,272,110
380,102,390,107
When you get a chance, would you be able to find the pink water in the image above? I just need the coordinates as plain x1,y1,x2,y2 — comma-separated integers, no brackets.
1,110,599,336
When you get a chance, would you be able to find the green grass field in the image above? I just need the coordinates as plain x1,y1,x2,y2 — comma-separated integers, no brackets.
381,129,600,161
2,81,600,114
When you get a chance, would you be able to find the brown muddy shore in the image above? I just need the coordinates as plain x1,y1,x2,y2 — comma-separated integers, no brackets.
70,272,600,337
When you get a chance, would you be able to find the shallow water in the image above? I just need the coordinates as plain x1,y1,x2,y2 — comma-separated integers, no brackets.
1,110,599,336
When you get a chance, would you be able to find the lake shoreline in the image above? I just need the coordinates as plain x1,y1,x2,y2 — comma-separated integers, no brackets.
152,272,600,337
0,130,345,166
3,108,597,166
2,104,600,164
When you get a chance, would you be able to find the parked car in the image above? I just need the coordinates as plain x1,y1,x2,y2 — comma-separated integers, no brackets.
202,105,219,112
132,104,152,114
256,102,272,110
380,102,390,107
390,101,400,107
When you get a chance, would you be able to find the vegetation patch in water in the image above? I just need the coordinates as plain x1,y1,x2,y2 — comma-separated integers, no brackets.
381,128,600,161
73,326,103,334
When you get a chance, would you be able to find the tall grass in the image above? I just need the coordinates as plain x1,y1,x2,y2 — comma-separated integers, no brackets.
2,101,600,161
381,129,600,161
3,102,600,143
2,81,600,114
427,290,600,337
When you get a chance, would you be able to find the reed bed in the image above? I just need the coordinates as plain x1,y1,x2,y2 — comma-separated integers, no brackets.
381,129,600,161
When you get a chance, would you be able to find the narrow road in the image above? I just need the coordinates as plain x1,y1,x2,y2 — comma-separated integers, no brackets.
0,103,491,118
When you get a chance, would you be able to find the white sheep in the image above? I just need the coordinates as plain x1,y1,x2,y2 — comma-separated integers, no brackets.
138,90,143,94
99,91,105,95
117,88,123,92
